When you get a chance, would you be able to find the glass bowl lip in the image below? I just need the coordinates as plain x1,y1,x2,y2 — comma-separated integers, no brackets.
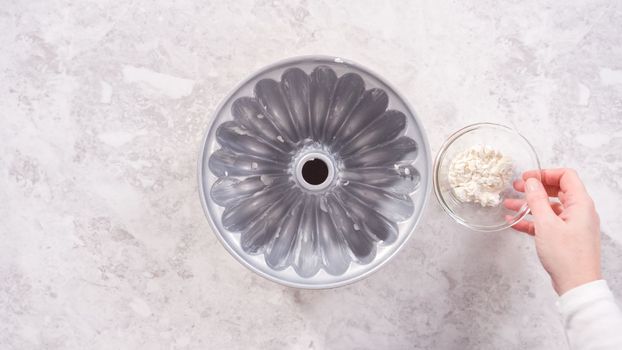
432,122,541,232
197,55,433,289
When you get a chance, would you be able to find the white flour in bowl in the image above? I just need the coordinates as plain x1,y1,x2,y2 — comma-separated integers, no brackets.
447,145,513,207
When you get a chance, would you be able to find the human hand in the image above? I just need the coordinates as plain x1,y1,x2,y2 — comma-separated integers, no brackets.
504,169,602,295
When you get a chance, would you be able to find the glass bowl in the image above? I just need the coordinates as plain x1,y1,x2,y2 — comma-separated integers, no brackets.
433,123,541,231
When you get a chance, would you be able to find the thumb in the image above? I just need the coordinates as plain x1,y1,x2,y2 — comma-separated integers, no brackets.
525,178,557,223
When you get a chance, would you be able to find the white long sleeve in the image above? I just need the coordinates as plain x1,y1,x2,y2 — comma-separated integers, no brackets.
557,280,622,350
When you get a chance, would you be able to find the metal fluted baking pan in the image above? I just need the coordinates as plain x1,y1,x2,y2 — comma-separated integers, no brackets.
198,56,431,288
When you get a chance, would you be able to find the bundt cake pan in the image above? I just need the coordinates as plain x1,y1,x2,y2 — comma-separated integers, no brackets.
198,56,431,288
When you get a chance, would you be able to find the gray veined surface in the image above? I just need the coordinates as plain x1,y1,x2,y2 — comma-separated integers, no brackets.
199,56,431,288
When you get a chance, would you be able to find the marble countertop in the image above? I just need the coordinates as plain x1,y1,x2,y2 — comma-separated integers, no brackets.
2,1,621,349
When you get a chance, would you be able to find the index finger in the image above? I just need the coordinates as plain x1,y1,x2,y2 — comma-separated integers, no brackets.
522,168,584,190
522,168,591,204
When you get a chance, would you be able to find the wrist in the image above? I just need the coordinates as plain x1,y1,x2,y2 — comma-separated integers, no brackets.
554,271,602,295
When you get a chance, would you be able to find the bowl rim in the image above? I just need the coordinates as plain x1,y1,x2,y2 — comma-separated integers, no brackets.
197,55,433,289
432,122,541,232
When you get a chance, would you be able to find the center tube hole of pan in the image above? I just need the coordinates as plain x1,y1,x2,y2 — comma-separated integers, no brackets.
302,158,329,185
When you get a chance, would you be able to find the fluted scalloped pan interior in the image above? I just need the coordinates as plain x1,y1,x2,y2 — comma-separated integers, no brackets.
199,56,431,288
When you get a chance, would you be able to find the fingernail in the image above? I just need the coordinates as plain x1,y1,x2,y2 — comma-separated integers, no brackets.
525,178,539,192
